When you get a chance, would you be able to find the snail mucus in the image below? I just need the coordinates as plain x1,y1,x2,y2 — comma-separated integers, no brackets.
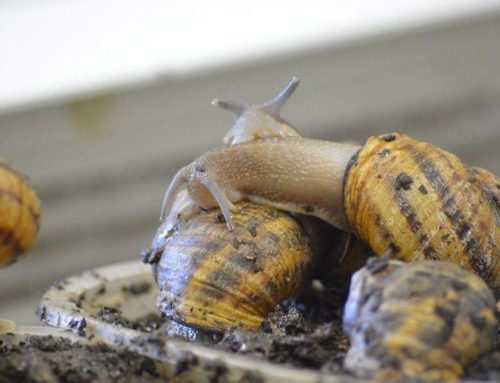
142,78,499,380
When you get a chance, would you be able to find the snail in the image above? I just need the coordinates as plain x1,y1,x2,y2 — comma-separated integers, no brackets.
160,78,499,294
141,80,364,332
343,257,497,382
0,160,41,268
146,78,305,268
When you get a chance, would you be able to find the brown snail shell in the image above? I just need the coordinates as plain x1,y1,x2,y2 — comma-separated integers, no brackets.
153,202,318,333
344,133,499,295
142,192,366,333
469,166,500,196
343,258,497,382
0,160,41,268
468,166,500,225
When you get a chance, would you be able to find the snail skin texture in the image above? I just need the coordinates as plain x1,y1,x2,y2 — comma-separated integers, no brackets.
162,133,499,294
343,258,497,382
0,160,41,268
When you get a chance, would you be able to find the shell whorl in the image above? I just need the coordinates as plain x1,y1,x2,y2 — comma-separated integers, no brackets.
344,133,499,294
344,259,497,382
155,202,316,332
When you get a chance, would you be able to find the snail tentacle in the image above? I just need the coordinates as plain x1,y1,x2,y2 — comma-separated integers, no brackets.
211,99,248,117
262,76,300,117
160,165,190,222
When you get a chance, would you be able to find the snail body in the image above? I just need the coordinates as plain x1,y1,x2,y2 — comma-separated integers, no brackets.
343,258,497,382
161,79,499,293
0,160,41,268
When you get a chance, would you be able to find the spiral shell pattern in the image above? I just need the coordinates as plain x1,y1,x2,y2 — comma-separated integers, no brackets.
155,202,315,332
0,160,41,268
343,259,497,382
344,133,499,294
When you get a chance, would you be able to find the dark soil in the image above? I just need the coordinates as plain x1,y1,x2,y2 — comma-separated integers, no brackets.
95,277,500,381
213,279,350,373
93,278,351,372
216,306,348,373
4,279,496,382
0,335,166,383
94,306,165,333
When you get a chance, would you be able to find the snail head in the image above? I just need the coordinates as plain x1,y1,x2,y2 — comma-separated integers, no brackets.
212,77,301,145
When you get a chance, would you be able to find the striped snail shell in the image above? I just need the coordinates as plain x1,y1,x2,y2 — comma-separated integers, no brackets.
344,133,499,295
343,258,497,382
0,160,41,268
152,202,318,333
143,190,365,332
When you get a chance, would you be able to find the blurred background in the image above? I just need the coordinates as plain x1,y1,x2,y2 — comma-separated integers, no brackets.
1,0,499,324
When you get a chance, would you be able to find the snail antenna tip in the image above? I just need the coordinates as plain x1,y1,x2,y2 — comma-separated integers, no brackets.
212,99,246,118
263,76,300,117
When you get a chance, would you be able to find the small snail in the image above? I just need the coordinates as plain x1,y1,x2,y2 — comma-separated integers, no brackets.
0,160,41,268
343,258,497,382
160,78,499,294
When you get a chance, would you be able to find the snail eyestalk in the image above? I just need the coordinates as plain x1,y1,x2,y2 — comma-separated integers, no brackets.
211,99,247,117
163,78,302,228
262,76,300,117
